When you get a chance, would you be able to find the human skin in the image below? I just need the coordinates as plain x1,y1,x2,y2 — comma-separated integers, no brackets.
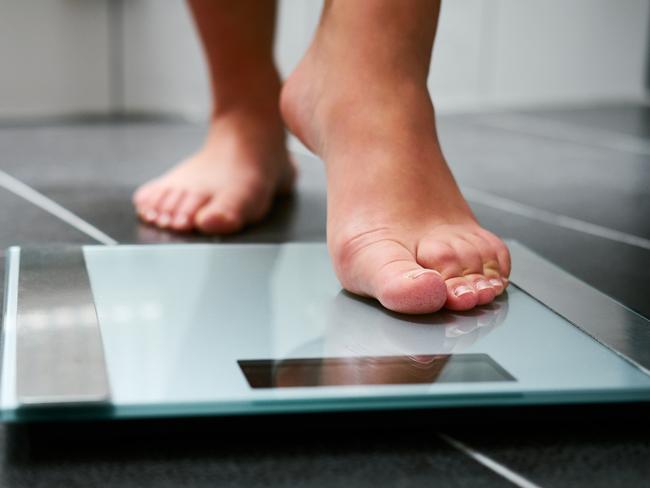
133,0,511,314
133,0,295,234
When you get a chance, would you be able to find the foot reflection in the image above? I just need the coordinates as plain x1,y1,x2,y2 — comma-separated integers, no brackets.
271,355,453,388
270,291,509,388
322,290,509,356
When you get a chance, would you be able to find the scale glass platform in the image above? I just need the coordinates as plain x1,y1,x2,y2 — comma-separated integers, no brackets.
2,241,650,422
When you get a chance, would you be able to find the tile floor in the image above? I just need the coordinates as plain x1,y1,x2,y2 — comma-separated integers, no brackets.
0,102,648,487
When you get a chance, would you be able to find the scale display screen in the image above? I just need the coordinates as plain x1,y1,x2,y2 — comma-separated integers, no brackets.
239,354,515,388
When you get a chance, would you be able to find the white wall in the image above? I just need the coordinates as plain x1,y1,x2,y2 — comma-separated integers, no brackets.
0,0,111,117
0,0,648,119
430,0,650,110
481,0,650,107
121,0,208,116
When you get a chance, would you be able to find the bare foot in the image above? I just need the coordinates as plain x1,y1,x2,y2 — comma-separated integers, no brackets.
133,95,294,234
280,12,510,314
134,0,295,235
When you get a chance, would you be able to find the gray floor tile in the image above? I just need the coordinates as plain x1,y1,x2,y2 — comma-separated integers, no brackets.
39,155,327,245
471,202,650,318
0,121,202,187
452,425,650,488
438,117,650,240
0,187,93,248
0,422,511,488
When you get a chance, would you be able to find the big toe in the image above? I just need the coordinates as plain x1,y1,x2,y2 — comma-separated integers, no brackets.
333,238,447,314
194,188,271,235
379,267,449,314
133,183,167,223
195,200,245,234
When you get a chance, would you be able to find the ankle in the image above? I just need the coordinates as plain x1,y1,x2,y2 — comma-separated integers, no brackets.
281,28,437,153
213,64,283,118
282,66,433,158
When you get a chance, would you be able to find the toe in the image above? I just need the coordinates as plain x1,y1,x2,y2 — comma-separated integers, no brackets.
458,231,501,275
459,229,510,295
465,273,497,305
444,276,479,311
194,194,247,234
417,234,484,279
477,228,511,283
485,274,505,295
170,193,210,231
377,263,447,314
333,238,447,314
155,189,185,228
416,239,464,278
135,185,168,223
417,230,502,310
132,182,156,207
194,185,275,234
446,236,485,277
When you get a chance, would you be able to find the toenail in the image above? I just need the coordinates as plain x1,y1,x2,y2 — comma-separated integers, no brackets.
454,285,474,297
157,213,171,227
144,209,158,222
407,269,441,280
489,279,503,288
475,280,492,291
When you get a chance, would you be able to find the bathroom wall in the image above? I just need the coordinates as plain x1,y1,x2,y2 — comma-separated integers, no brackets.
0,0,648,119
0,0,111,117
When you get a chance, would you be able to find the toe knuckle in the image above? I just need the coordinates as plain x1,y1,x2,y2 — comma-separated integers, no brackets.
330,227,392,270
421,241,456,265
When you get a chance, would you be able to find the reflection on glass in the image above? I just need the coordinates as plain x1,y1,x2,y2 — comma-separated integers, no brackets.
239,353,514,388
306,290,510,359
242,291,513,389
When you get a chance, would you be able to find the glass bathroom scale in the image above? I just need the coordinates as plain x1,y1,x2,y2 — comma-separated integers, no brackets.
2,241,650,422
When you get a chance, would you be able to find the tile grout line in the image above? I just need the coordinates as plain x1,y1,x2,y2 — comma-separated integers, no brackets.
0,170,117,245
0,163,547,487
472,112,650,157
439,434,543,488
462,186,650,251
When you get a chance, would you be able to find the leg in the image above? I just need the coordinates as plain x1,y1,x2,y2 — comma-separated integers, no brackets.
133,0,295,234
280,0,510,314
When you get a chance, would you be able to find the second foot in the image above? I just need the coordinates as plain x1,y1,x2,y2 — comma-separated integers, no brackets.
133,108,295,234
